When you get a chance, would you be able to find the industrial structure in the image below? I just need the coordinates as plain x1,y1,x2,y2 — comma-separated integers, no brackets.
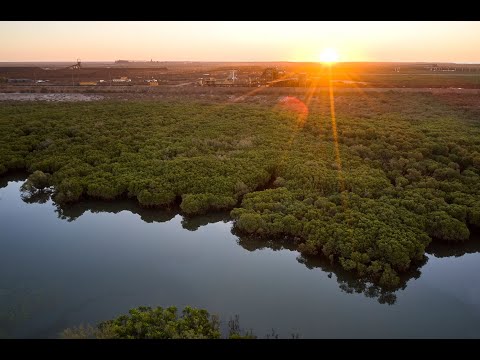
66,59,82,70
198,70,239,86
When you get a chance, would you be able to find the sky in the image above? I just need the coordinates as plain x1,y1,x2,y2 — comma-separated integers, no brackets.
0,21,479,63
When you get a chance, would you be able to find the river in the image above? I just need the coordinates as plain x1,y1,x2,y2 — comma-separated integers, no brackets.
1,174,479,338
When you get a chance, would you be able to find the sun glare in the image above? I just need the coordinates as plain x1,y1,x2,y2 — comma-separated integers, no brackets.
319,48,339,64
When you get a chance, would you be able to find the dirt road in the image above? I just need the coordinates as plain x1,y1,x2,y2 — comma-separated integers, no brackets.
0,93,104,102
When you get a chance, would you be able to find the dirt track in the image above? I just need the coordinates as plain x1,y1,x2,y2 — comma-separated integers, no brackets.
1,87,479,103
0,93,104,102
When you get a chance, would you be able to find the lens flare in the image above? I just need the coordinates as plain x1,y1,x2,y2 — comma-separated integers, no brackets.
277,96,309,125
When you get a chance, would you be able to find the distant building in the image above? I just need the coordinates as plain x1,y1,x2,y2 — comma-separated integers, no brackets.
112,77,131,83
425,64,440,71
145,79,159,86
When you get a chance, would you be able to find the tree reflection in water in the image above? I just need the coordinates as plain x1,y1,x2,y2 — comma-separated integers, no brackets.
235,235,428,305
14,175,480,306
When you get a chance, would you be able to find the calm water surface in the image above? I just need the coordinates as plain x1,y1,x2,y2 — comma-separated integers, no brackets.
1,175,479,338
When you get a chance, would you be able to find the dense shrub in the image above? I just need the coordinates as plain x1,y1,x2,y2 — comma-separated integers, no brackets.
1,93,480,285
61,305,256,339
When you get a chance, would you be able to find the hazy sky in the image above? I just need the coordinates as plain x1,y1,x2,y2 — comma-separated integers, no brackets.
1,21,479,62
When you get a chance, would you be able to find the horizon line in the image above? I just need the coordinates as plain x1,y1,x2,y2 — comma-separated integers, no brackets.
1,60,479,64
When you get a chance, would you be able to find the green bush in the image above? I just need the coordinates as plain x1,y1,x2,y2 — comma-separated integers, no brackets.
1,94,479,285
61,305,257,339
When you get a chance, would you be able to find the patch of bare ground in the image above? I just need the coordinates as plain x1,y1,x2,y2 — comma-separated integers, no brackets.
0,93,104,102
1,86,479,105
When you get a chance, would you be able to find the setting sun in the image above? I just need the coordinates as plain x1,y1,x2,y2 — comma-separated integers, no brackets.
319,48,339,63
